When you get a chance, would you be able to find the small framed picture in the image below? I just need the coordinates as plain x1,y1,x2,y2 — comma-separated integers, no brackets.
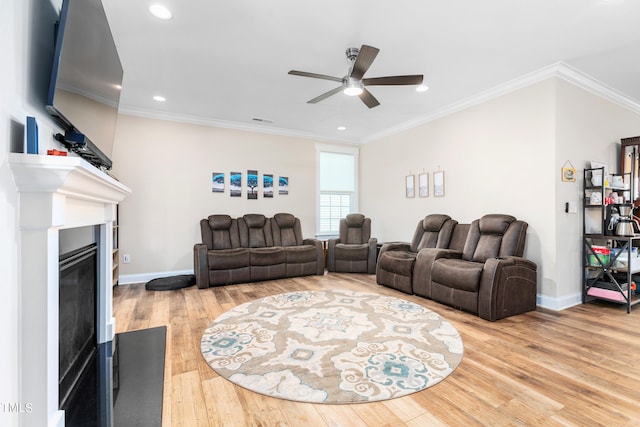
405,175,415,198
419,173,429,197
562,167,576,182
434,170,445,197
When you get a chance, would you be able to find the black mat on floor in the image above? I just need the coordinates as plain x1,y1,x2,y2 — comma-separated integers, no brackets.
145,274,196,291
114,326,166,427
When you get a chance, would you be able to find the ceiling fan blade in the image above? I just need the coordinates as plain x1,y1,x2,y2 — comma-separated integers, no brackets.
349,45,379,80
362,75,424,86
308,86,344,104
288,70,343,83
359,88,380,109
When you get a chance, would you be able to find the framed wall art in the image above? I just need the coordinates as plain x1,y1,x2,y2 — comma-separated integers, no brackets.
279,176,289,195
263,174,274,198
405,175,415,198
212,172,224,193
247,169,258,199
230,171,242,197
418,173,429,197
434,170,445,197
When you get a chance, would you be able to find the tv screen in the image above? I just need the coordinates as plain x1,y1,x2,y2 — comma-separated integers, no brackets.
46,0,123,169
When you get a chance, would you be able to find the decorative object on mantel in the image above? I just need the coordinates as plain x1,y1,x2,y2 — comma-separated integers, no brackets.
434,170,445,197
419,171,429,197
47,149,68,156
201,290,463,404
405,174,415,198
212,172,224,193
561,160,576,182
26,116,38,154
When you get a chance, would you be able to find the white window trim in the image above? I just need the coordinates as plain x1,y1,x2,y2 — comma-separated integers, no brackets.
315,143,359,237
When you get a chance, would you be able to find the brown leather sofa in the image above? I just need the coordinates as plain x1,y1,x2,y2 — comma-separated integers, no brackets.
377,213,537,321
327,213,377,273
194,213,324,288
376,214,457,293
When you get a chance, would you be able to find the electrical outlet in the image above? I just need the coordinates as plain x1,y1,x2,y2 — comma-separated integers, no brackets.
123,254,130,263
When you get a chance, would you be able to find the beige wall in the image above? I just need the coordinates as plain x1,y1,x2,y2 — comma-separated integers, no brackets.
55,89,119,158
360,79,557,300
111,115,322,278
360,77,640,308
554,79,640,303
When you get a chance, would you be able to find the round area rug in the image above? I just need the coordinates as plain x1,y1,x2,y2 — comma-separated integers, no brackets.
200,290,463,404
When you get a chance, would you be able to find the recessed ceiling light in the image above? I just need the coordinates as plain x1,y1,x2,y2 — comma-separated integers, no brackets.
416,85,429,93
148,4,172,20
337,126,347,131
153,95,166,102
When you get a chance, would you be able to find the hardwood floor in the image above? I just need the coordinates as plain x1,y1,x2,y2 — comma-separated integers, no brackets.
113,273,640,426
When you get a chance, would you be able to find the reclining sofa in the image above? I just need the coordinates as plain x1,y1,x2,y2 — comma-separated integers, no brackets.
194,213,324,288
377,214,537,321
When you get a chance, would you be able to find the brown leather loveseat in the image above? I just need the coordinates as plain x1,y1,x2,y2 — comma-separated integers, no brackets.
377,214,537,321
194,213,324,288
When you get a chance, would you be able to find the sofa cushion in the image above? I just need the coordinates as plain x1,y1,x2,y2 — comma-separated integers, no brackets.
379,251,417,276
207,248,250,270
249,247,286,266
431,258,483,292
334,243,369,261
285,245,318,263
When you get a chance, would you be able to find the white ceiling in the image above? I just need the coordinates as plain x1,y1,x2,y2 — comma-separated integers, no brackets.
102,0,640,144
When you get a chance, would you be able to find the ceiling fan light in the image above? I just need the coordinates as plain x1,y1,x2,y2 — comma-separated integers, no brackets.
343,87,363,96
343,79,364,96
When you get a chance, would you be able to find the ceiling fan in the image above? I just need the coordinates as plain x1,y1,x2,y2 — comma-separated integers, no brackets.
288,44,423,109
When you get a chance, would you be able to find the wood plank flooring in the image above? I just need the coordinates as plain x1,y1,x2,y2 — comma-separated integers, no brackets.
113,273,640,426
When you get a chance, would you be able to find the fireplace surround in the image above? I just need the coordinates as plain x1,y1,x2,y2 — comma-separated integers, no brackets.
9,153,130,427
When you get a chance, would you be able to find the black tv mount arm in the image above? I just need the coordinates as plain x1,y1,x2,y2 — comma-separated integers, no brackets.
54,131,113,170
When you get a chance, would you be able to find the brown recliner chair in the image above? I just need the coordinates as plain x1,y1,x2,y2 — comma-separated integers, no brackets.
427,214,537,321
327,214,377,273
376,214,457,294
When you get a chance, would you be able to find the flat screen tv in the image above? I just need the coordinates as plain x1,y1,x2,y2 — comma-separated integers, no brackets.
46,0,123,169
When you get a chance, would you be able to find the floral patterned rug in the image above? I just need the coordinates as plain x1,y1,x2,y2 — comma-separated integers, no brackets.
200,290,463,404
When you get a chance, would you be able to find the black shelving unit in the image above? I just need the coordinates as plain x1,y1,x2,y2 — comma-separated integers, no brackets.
583,167,639,313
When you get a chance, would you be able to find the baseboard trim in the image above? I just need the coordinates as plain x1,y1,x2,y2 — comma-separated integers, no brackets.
118,269,194,285
537,292,583,311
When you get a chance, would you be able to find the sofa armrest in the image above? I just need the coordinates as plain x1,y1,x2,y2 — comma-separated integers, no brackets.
377,242,410,260
303,238,325,275
375,242,411,278
326,238,339,271
367,237,378,274
478,257,538,321
413,248,462,298
193,243,210,289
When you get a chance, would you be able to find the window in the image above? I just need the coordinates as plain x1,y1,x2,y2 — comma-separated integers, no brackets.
316,146,358,235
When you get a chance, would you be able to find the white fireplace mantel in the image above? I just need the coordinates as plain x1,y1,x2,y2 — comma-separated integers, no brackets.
9,153,131,427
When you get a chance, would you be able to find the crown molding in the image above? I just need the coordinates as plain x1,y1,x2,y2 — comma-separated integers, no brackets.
118,106,360,145
119,62,640,146
363,61,640,143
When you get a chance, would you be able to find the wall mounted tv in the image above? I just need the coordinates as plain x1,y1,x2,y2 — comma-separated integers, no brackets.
46,0,123,170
